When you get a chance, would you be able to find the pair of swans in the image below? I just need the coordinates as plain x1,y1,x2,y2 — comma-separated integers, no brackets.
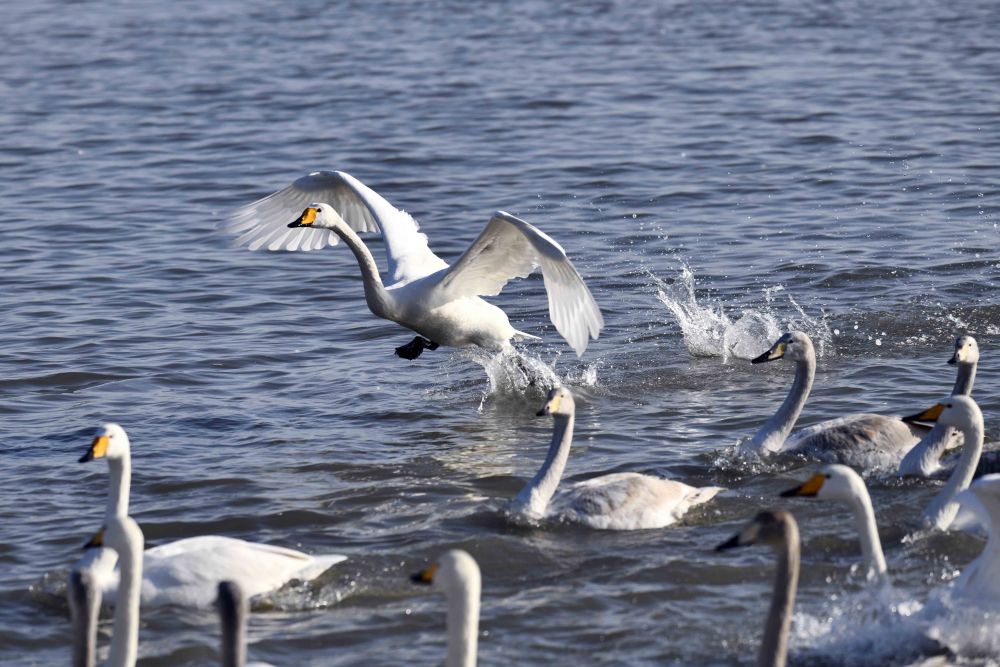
225,171,604,360
510,386,722,530
74,424,345,608
742,332,977,474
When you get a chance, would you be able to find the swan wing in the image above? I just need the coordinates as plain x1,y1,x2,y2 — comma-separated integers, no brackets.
437,211,603,356
225,171,447,282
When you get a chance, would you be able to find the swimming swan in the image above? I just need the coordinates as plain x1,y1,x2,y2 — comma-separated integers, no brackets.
225,171,603,359
218,580,277,667
68,569,100,667
510,387,722,530
79,424,346,608
87,516,143,667
717,509,801,667
951,474,1000,602
742,331,928,469
411,550,481,667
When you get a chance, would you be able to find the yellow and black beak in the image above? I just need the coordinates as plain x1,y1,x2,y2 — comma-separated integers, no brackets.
537,393,562,417
780,472,826,498
948,351,958,366
79,435,110,463
83,527,105,550
410,562,439,586
288,206,318,228
902,403,945,425
751,340,786,365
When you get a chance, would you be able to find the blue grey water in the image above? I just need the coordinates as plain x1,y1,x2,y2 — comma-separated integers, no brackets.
2,0,999,664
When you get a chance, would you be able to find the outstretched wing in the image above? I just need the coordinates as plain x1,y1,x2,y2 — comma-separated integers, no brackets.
439,211,603,356
224,171,447,284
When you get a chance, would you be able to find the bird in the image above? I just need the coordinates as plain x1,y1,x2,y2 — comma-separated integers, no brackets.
717,509,801,667
742,331,935,470
68,569,100,667
86,516,144,667
509,386,722,530
77,424,346,608
217,580,277,667
223,170,603,360
951,473,1000,602
411,550,481,667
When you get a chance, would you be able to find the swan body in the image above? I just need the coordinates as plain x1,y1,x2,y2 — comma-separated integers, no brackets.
510,387,722,530
225,171,603,358
218,580,277,667
412,550,481,667
952,474,1000,602
742,331,925,470
717,510,800,667
78,424,346,608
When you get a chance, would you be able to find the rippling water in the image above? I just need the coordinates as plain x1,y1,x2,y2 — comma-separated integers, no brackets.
3,0,1000,665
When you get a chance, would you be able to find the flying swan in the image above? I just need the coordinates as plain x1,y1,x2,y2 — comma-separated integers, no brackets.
78,424,346,608
224,171,604,359
509,386,722,530
741,331,961,471
411,550,481,667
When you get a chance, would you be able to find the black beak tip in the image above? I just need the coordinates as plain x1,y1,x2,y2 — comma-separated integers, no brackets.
779,487,798,498
947,357,957,365
750,352,770,364
287,220,301,228
410,573,429,585
79,452,93,463
536,409,547,417
715,535,741,552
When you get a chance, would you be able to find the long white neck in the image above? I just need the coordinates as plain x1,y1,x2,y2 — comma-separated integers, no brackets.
952,360,976,397
897,423,954,477
331,224,392,319
109,533,142,667
746,355,815,454
512,414,574,519
924,416,984,530
446,576,480,667
760,525,799,667
106,456,131,521
69,570,100,667
845,488,888,582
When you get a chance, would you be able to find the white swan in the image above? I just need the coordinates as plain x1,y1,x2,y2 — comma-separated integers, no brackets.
510,387,722,530
79,424,346,608
952,474,1000,602
742,331,928,469
224,171,603,359
87,515,144,667
897,335,978,477
218,580,277,667
68,569,100,667
717,509,801,667
411,550,481,667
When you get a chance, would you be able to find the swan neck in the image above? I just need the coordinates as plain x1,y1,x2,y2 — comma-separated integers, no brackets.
952,361,976,397
220,598,246,667
69,570,100,667
446,577,480,667
897,423,953,477
109,536,142,667
848,491,888,581
514,413,574,518
925,417,984,529
332,225,391,318
749,356,814,452
760,531,799,667
107,456,130,521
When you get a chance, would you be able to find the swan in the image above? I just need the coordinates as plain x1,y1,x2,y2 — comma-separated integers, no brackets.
951,474,1000,602
78,424,347,608
224,170,603,359
218,580,277,667
717,509,801,667
86,515,144,667
509,386,722,530
897,335,978,477
68,569,100,667
411,550,480,667
742,331,931,470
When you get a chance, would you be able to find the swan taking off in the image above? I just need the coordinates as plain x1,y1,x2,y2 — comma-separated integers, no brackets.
717,510,800,667
225,171,603,359
952,474,1000,602
411,550,481,667
78,424,346,608
741,331,927,470
509,387,722,530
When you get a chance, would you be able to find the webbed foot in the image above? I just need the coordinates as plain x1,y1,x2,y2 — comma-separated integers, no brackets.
395,336,440,360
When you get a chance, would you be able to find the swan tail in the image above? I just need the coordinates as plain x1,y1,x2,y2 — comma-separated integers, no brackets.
513,329,542,342
687,486,724,506
298,554,348,581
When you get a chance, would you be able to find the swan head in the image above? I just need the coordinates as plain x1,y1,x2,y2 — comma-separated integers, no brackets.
903,395,982,431
287,203,343,230
716,509,798,552
751,331,813,365
779,464,865,503
79,423,130,463
410,549,481,597
536,386,575,417
950,335,979,366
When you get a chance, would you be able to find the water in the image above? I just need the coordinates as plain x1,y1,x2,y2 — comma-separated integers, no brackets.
2,0,999,664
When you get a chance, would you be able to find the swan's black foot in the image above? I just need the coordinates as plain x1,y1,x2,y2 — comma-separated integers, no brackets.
395,336,440,360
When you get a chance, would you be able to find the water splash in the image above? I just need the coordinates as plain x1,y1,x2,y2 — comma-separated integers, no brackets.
653,266,832,361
